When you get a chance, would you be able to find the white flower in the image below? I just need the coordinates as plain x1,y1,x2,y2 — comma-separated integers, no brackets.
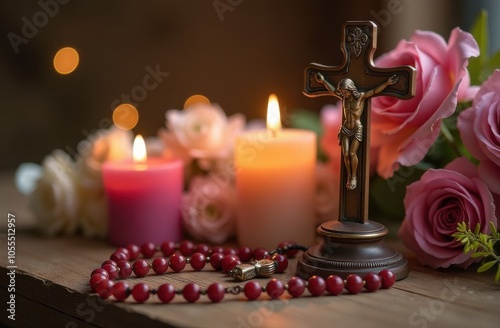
181,175,236,244
316,162,340,225
159,103,245,164
29,150,80,236
77,126,133,238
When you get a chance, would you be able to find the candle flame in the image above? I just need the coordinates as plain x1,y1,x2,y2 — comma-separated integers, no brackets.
133,135,147,163
267,93,281,136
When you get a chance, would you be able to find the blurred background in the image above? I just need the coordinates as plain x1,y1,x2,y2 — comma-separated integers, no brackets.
0,0,497,169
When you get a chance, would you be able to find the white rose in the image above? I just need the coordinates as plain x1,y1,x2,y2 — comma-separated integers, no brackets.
159,103,245,164
316,162,340,225
29,150,80,236
181,175,236,244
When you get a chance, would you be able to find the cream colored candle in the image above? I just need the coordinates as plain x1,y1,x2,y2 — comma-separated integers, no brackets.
235,94,316,249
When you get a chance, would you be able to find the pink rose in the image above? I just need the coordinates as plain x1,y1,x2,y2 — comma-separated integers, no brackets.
181,175,236,244
398,157,497,269
458,70,500,197
371,28,479,178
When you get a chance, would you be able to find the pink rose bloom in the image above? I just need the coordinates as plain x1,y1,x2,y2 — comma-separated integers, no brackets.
398,157,497,269
458,70,500,198
371,28,479,178
181,175,236,244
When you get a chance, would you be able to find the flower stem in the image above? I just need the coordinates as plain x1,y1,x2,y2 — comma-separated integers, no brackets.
440,121,462,158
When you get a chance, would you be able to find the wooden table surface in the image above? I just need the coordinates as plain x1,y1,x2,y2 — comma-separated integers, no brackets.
1,170,499,328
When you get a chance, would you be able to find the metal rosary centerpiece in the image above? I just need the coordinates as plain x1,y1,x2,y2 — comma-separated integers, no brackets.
228,259,278,281
296,21,416,280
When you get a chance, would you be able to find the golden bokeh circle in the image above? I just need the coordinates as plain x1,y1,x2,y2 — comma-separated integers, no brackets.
53,47,79,75
112,103,139,130
184,94,211,108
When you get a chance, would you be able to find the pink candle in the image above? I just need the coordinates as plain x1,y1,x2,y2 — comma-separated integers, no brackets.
102,135,183,246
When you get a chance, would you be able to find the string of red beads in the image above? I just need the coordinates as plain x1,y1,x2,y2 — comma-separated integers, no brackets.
89,240,396,303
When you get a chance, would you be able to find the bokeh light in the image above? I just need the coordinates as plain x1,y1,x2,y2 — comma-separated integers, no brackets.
53,47,79,74
112,103,139,130
184,94,211,108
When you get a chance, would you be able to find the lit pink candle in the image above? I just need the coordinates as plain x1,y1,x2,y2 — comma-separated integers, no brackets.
102,135,183,246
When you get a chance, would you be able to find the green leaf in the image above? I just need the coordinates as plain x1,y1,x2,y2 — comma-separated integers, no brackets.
477,260,497,273
474,223,481,235
289,109,326,161
487,50,500,73
489,221,498,235
495,264,500,283
289,109,322,135
468,9,489,85
470,252,489,258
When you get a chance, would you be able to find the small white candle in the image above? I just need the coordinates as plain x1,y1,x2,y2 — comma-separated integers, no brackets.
235,94,316,249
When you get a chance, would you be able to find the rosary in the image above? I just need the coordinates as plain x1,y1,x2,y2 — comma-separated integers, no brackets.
89,240,396,303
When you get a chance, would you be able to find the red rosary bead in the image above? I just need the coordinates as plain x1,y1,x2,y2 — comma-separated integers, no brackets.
244,281,262,300
307,276,326,296
223,247,237,256
126,244,140,260
101,263,119,280
160,241,175,257
190,252,206,271
141,242,156,259
364,272,382,292
169,253,186,272
253,248,269,260
287,277,305,298
115,247,130,260
211,246,224,254
345,274,364,294
195,244,211,256
157,283,176,303
132,283,150,303
237,246,253,262
89,274,107,292
95,279,114,299
207,283,225,303
111,281,130,301
325,275,344,295
133,259,150,277
101,259,117,267
271,254,288,273
379,269,396,289
90,268,109,278
110,251,127,262
209,252,225,271
116,260,133,279
179,240,196,256
266,279,285,299
152,257,169,274
183,283,201,303
221,255,240,273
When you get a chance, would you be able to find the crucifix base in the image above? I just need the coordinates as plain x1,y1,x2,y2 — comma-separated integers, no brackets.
296,220,409,281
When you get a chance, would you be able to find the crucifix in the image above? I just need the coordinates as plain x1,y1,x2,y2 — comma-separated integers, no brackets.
296,21,416,280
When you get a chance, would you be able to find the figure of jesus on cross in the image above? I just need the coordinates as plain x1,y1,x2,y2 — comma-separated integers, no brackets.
315,72,399,190
303,21,415,224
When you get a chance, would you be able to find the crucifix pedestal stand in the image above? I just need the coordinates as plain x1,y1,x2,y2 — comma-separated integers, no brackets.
296,21,416,281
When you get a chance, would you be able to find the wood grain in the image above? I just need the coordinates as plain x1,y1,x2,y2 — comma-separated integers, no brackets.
1,233,499,328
